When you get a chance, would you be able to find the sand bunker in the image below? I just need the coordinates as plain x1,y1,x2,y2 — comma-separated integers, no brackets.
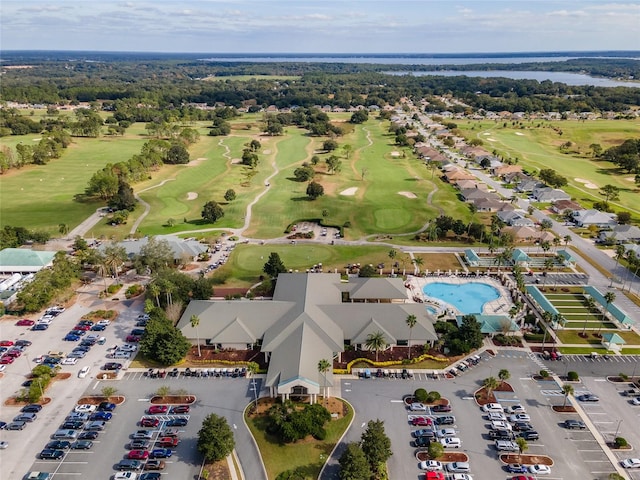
230,158,242,164
340,187,358,196
515,132,524,136
390,151,401,157
187,157,207,167
575,178,599,189
263,149,272,155
482,133,490,136
398,191,417,199
486,138,496,142
186,192,198,200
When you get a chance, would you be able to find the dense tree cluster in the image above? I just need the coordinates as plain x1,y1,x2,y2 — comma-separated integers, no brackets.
435,315,483,355
14,252,80,313
266,401,331,443
339,419,392,480
0,225,51,249
138,307,191,365
306,181,324,200
197,413,235,462
263,252,287,278
146,267,215,308
539,168,568,188
602,139,640,174
201,201,225,223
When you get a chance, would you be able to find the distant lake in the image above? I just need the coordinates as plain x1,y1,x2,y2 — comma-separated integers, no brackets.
387,70,640,88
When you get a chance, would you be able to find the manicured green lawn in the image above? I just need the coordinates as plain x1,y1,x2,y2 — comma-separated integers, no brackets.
245,400,353,480
556,329,640,345
455,119,640,216
0,134,147,232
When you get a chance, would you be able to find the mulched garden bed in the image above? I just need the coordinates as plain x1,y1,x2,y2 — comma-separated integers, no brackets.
151,395,196,405
4,397,52,407
552,405,577,413
335,346,445,370
608,443,633,450
202,458,232,480
186,346,267,370
416,451,468,463
78,396,126,405
404,396,450,407
247,397,347,419
500,454,554,466
474,382,514,405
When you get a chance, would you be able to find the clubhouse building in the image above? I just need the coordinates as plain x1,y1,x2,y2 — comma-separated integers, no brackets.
177,273,437,403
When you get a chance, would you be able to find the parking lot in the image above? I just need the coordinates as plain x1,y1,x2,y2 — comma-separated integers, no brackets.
324,350,624,480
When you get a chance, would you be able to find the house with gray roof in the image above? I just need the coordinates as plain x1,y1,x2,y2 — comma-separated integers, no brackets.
177,273,437,403
572,209,617,228
531,187,570,203
516,179,543,193
97,235,208,263
0,248,57,274
599,225,640,244
460,188,500,203
496,211,535,227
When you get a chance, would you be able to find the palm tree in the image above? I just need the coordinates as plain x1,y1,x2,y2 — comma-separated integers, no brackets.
542,258,554,289
406,314,417,360
562,384,574,408
611,244,627,287
365,331,387,362
622,250,637,292
103,243,127,283
148,283,161,308
563,234,571,248
516,437,528,459
598,291,616,334
412,256,424,275
163,281,175,306
552,236,561,253
58,223,69,237
467,204,477,235
582,295,596,336
540,240,551,258
388,249,397,275
498,369,510,384
483,376,499,398
317,359,331,406
190,314,201,357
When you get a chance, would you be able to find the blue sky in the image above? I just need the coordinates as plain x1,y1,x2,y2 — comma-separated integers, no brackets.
1,0,639,53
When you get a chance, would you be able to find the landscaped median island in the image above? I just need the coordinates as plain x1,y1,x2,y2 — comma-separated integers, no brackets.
245,397,353,480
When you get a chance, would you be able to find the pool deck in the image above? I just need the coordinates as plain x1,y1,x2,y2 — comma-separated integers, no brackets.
406,275,514,316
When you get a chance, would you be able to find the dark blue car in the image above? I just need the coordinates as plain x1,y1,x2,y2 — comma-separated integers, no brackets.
506,464,528,473
97,402,116,412
32,323,49,331
64,333,81,342
90,324,106,331
149,448,172,459
89,411,112,421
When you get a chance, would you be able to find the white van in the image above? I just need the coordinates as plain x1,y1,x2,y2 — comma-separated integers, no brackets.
111,351,131,359
52,429,78,439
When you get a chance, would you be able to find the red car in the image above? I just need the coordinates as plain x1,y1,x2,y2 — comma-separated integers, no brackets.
73,324,91,331
16,319,35,326
0,355,15,364
510,477,535,480
157,436,179,448
425,473,445,480
147,405,168,415
0,340,14,347
126,335,141,343
127,449,149,460
140,417,160,428
411,416,433,426
169,405,190,414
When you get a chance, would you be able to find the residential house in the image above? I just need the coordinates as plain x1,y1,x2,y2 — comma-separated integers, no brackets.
454,180,487,191
497,211,535,227
460,188,500,203
551,199,581,214
532,187,571,203
444,169,476,183
97,235,208,264
491,164,522,177
503,171,530,185
516,179,543,193
572,209,617,228
501,226,555,243
473,199,515,213
177,273,437,403
598,225,640,244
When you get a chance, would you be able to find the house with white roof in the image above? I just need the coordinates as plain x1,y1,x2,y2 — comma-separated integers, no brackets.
572,210,617,228
599,225,640,244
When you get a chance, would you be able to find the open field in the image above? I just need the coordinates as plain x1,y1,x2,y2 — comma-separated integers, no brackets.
202,74,301,82
0,134,147,232
455,119,640,217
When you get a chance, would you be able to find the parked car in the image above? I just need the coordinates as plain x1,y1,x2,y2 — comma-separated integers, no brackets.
74,404,96,414
411,416,433,426
489,429,515,440
116,459,143,471
40,449,65,460
414,436,431,447
409,403,427,412
487,412,506,421
446,462,470,473
114,473,137,480
84,421,106,431
21,404,43,413
7,421,26,430
78,431,99,440
128,450,149,460
63,334,81,342
419,460,443,471
128,440,151,450
102,362,123,370
440,437,461,449
140,418,160,428
631,397,640,406
98,401,116,411
166,417,188,427
66,412,90,422
508,414,531,422
62,357,78,365
78,366,91,378
505,404,527,414
563,419,586,430
132,430,154,440
90,411,112,421
621,458,640,469
431,404,452,413
143,460,166,471
46,440,71,450
16,319,35,326
482,403,504,412
519,430,539,441
434,416,455,426
414,429,435,439
495,440,520,452
149,448,172,459
147,405,168,415
424,473,445,480
436,428,456,438
528,465,551,475
61,420,85,430
507,464,528,473
577,394,599,402
71,440,93,449
140,474,161,480
169,405,190,414
491,420,512,431
513,422,533,432
157,436,179,448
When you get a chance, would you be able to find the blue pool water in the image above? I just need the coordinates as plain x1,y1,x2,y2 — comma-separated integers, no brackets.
423,282,500,314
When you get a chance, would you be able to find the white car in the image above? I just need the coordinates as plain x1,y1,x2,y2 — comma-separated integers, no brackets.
418,460,442,471
409,403,427,412
482,403,503,412
529,465,551,475
118,344,138,352
487,412,506,421
436,428,456,438
631,397,640,406
508,413,531,422
114,473,137,480
96,320,111,326
74,404,96,414
491,420,512,431
451,475,473,480
0,365,6,373
440,437,461,449
446,461,470,472
78,366,90,378
505,404,527,414
37,318,53,325
62,357,78,365
0,441,8,449
621,458,640,469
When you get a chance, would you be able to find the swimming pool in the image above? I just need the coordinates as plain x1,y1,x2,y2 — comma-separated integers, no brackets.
422,282,500,314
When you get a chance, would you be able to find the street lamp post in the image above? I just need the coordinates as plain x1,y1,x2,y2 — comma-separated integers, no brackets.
614,419,623,439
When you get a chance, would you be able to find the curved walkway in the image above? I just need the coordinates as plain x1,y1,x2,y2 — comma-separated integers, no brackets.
129,178,176,235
